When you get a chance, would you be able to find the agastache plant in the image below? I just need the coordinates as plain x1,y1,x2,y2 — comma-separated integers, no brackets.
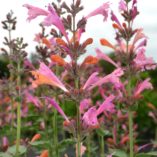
97,0,156,156
23,0,125,156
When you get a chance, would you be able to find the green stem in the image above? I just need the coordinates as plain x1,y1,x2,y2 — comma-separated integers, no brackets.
100,135,105,157
15,62,21,157
53,109,59,157
155,127,157,141
129,110,134,157
76,105,81,157
87,135,91,157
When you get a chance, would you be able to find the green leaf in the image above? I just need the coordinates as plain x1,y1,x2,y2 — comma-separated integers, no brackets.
136,152,157,157
29,141,49,146
7,145,26,155
58,139,75,149
111,149,128,157
96,128,112,137
0,152,12,157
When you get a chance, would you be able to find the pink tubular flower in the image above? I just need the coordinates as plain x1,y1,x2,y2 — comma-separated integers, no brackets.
133,48,156,71
87,68,123,90
80,99,92,114
119,0,127,12
96,48,118,67
82,107,99,127
25,91,42,108
134,78,153,97
23,4,48,21
43,5,69,42
96,95,115,115
46,97,69,122
31,62,68,92
83,95,115,127
86,2,110,21
23,4,69,42
82,72,99,90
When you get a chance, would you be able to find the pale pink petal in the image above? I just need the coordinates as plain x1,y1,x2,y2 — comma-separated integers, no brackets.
82,107,98,127
80,99,92,114
96,48,118,67
43,5,69,42
119,0,127,12
97,95,115,115
23,4,48,21
133,48,156,71
86,2,110,21
88,68,123,90
46,97,69,122
82,72,99,90
134,78,153,97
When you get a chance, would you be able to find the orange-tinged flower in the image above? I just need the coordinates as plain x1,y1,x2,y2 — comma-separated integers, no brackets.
82,38,93,48
42,38,51,48
31,62,68,92
31,133,41,142
40,150,48,157
82,55,98,65
147,103,156,110
56,38,67,47
100,38,115,50
51,55,66,66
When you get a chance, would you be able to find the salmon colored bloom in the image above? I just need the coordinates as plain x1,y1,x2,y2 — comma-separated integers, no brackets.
82,55,98,65
31,133,41,142
31,62,68,92
50,55,67,66
100,38,115,50
40,150,48,157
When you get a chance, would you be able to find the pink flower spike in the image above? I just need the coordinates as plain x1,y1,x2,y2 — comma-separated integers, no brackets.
96,48,118,67
97,95,115,115
86,2,110,21
46,97,69,122
119,0,127,12
82,72,99,90
134,78,153,97
43,5,69,42
23,4,48,22
31,62,68,92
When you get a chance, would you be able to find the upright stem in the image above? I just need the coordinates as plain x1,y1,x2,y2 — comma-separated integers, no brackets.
15,62,21,157
76,103,81,157
53,109,59,157
8,27,14,132
129,110,134,157
87,135,91,157
100,135,105,157
155,127,157,141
